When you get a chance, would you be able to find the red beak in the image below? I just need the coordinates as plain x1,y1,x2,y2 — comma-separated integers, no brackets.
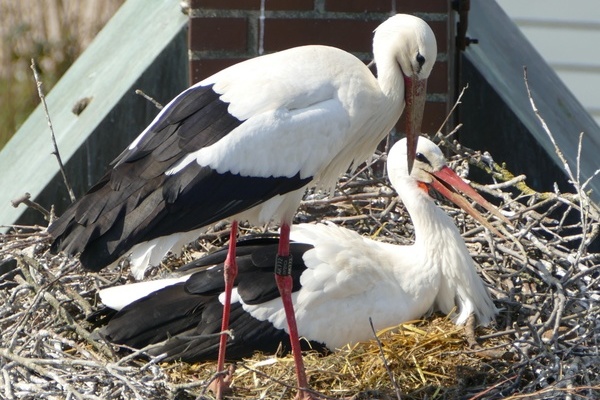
429,166,510,237
403,76,428,174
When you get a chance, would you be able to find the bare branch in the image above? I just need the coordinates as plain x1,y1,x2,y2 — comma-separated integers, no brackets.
135,89,163,110
10,193,51,220
30,59,76,203
436,83,469,134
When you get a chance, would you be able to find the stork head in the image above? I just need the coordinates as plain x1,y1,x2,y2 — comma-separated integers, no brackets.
387,137,509,235
374,14,437,174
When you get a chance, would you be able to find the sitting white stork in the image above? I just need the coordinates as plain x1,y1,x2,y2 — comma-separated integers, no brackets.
49,14,437,399
95,137,502,396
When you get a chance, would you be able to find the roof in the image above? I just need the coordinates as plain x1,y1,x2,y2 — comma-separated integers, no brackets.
0,0,187,230
466,0,600,202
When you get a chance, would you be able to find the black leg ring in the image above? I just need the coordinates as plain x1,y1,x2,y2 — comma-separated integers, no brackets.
275,254,293,276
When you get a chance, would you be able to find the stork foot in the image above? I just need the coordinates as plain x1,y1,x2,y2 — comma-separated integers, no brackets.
208,364,235,399
464,314,479,349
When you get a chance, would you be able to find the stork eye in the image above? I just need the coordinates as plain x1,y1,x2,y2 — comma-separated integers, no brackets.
415,152,430,165
416,53,425,68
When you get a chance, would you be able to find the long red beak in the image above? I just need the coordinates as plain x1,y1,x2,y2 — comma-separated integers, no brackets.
429,166,510,236
404,76,428,174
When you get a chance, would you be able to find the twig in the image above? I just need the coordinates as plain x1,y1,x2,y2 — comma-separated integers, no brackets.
468,375,517,400
523,67,572,181
135,89,163,110
10,193,51,220
15,255,114,358
0,347,96,400
369,317,402,400
436,83,468,133
30,59,76,203
300,190,394,208
523,66,600,274
1,367,14,399
338,152,386,190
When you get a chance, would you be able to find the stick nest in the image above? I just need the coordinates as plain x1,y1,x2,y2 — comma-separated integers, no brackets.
1,133,599,400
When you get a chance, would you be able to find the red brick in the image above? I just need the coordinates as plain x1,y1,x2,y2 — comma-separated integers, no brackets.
189,18,248,52
189,0,260,9
266,0,314,11
262,18,447,54
264,19,380,52
325,0,394,12
396,0,450,14
424,101,449,133
190,58,250,84
426,61,448,94
428,21,448,52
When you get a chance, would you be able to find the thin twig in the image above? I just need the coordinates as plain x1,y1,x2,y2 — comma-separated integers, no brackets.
10,193,51,220
30,59,76,203
369,317,402,400
436,83,468,133
135,89,164,110
0,348,95,400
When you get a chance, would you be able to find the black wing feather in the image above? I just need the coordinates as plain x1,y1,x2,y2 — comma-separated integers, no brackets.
49,84,312,271
112,85,225,165
98,239,325,362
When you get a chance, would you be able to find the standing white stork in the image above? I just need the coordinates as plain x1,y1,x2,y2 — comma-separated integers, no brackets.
95,137,501,394
49,14,437,399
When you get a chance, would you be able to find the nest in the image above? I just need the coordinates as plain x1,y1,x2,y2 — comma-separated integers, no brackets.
1,127,599,399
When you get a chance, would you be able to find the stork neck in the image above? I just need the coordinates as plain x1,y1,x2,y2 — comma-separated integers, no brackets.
397,180,463,252
374,56,405,102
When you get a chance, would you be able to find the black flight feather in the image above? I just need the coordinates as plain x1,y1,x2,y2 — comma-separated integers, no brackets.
49,84,313,271
97,238,327,362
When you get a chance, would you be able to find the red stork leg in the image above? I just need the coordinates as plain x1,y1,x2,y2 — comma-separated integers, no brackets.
274,223,315,400
215,220,239,400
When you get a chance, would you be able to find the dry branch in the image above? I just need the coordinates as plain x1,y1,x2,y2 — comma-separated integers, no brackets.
30,59,75,205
